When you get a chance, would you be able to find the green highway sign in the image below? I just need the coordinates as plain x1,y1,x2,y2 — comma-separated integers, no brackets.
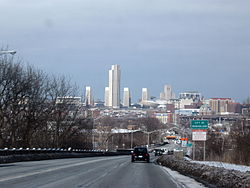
191,120,208,129
187,143,192,147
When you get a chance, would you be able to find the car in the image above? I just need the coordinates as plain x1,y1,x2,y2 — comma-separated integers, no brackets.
154,149,164,156
131,147,150,163
167,150,174,155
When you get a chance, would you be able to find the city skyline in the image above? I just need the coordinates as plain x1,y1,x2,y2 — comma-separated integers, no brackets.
84,65,240,103
1,0,250,102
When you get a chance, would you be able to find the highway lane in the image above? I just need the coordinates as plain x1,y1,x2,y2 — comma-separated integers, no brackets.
0,155,181,188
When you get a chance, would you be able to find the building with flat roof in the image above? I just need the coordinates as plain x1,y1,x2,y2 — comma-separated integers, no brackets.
209,98,233,114
104,87,109,107
142,88,149,102
123,87,131,107
108,65,121,108
85,86,94,106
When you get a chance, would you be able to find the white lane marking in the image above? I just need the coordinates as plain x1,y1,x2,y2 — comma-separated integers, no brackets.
0,156,127,182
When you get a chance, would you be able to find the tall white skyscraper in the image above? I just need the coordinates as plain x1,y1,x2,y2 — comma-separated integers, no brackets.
123,87,131,107
164,85,172,100
142,88,149,102
108,65,121,108
104,87,109,107
160,92,165,100
85,86,94,106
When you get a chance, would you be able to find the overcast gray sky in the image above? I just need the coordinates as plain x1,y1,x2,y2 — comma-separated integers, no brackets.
1,0,250,102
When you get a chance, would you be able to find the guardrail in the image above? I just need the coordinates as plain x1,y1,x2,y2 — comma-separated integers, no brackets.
0,148,112,156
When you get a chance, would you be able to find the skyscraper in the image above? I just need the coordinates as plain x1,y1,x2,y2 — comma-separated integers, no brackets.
104,87,109,107
123,87,131,107
164,85,172,100
85,86,94,106
160,92,165,100
142,88,149,102
108,65,121,108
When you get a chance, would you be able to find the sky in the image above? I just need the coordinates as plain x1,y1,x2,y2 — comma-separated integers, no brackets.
1,0,250,102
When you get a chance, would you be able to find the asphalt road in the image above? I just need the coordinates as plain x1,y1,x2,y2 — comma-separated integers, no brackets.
0,155,181,188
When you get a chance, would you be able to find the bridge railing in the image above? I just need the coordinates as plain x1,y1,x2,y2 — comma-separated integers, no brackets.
0,148,113,156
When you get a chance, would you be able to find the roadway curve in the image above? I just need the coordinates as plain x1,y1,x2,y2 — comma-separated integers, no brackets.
0,155,181,188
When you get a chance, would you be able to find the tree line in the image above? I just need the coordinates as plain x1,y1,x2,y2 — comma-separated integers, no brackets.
0,55,93,149
197,118,250,165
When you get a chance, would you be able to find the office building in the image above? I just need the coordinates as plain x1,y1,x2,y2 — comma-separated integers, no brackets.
160,92,165,100
209,98,233,114
123,87,131,107
104,87,109,107
85,86,94,106
142,88,149,102
108,65,121,108
164,85,172,100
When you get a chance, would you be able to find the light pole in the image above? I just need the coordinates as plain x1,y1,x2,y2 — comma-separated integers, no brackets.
130,130,133,149
92,131,95,150
143,130,160,147
0,50,17,55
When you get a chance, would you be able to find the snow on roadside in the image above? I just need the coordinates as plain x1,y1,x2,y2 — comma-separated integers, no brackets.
190,160,250,173
161,166,207,188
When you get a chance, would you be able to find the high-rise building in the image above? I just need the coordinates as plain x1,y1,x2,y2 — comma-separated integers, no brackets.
164,85,172,100
209,98,233,114
85,86,94,106
160,92,165,100
104,87,109,107
142,88,149,102
108,65,121,108
123,87,131,107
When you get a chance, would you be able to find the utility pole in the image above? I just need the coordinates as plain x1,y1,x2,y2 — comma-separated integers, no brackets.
147,132,150,147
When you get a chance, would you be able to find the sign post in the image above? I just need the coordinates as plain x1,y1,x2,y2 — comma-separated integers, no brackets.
203,141,206,161
191,120,208,161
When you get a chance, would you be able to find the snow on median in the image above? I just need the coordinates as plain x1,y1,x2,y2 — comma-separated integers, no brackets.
190,160,250,173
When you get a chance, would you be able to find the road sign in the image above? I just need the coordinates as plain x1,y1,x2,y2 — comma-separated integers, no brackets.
187,142,192,147
181,140,187,147
191,120,208,129
192,131,207,141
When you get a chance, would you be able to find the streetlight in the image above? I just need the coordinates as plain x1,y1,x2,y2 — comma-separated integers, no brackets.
0,50,17,55
142,130,161,147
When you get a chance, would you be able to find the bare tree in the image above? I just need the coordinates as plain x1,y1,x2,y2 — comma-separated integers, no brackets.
136,117,162,132
0,52,93,149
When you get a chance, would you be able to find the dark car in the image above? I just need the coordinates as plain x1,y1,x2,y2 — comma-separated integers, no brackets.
131,147,150,163
154,149,164,156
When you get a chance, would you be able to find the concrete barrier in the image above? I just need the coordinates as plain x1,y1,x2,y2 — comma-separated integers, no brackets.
0,148,130,164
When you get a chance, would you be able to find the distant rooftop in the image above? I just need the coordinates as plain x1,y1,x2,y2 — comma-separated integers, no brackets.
210,98,232,100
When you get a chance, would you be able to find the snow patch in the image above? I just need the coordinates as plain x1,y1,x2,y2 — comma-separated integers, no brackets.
191,160,250,173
